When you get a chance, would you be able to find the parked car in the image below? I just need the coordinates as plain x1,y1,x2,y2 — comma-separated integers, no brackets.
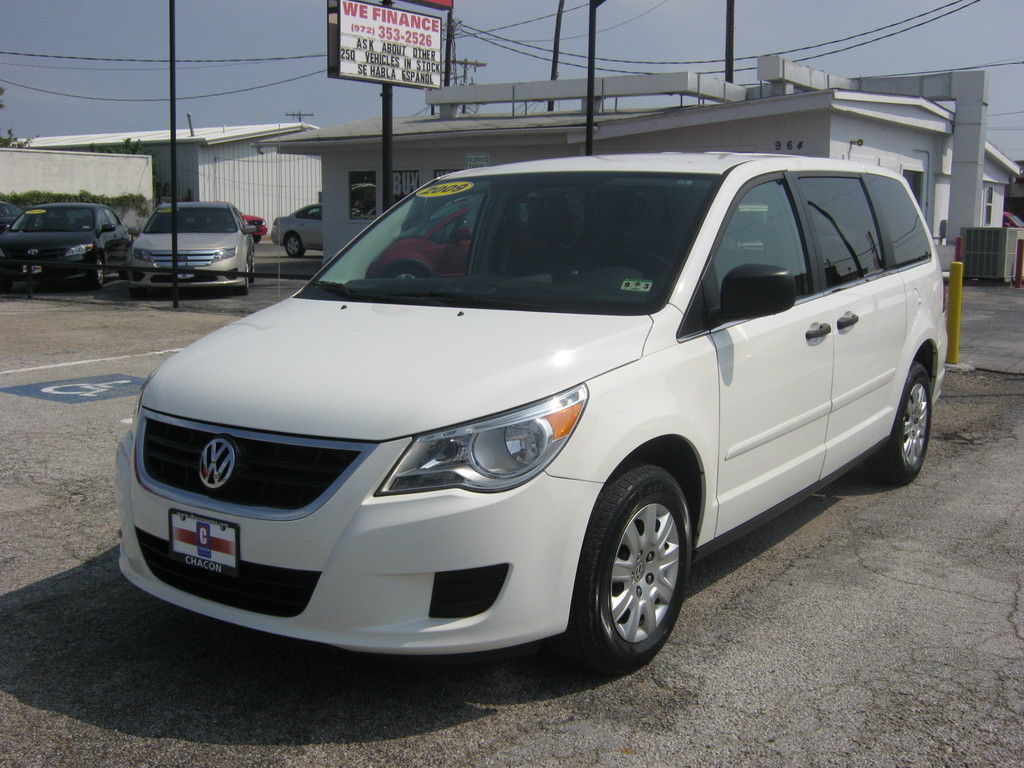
0,201,22,232
126,202,255,298
0,202,129,291
366,197,478,278
271,204,322,257
117,154,946,675
1003,211,1024,228
242,214,267,243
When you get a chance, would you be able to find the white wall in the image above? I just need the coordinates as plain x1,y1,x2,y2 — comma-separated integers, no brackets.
0,147,151,198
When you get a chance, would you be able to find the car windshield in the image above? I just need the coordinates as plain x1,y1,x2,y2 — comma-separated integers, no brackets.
0,203,20,216
144,207,239,234
303,171,718,315
11,206,95,233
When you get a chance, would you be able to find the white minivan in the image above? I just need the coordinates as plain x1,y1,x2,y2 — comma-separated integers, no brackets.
116,153,946,674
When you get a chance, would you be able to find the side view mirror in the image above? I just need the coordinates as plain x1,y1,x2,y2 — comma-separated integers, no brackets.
100,223,116,233
242,225,258,235
715,263,796,324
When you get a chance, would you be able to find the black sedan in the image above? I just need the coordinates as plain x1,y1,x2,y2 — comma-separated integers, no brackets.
0,201,21,231
0,203,129,291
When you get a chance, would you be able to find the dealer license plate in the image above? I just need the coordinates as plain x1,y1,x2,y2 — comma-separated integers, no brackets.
169,510,239,577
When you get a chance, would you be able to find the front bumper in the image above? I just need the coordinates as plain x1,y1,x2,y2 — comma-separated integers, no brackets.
116,426,600,654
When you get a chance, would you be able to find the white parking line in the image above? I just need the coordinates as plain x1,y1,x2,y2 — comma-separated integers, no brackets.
0,348,183,376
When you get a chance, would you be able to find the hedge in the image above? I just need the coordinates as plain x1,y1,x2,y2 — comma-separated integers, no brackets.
1,190,151,219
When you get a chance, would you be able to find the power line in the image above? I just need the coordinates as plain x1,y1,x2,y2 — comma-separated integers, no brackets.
0,70,324,103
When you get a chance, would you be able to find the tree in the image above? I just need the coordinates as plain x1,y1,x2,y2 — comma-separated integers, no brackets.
0,85,29,148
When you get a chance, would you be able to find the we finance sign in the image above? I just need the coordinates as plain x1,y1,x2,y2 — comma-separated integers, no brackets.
330,0,444,89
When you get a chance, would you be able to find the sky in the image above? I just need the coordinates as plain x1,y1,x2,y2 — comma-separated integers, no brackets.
1,0,1022,157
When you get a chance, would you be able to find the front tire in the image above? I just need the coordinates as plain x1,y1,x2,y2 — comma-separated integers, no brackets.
864,362,932,485
283,232,305,258
549,464,691,675
83,253,106,290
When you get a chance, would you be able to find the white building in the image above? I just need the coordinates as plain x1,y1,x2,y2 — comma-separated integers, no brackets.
270,57,1020,263
27,123,322,227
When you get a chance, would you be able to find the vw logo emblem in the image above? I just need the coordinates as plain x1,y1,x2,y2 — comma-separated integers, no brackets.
27,248,39,256
199,437,236,490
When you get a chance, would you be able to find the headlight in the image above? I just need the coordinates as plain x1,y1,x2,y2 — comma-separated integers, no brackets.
64,243,96,257
211,247,236,262
132,248,156,264
381,384,587,494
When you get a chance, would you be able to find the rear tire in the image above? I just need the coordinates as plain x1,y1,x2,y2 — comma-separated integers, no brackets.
548,464,691,675
864,362,932,485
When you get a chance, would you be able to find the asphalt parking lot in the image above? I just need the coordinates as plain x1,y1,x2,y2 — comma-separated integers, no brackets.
1,270,1022,767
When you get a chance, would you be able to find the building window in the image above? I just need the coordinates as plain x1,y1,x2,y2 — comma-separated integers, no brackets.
350,171,377,220
984,186,995,226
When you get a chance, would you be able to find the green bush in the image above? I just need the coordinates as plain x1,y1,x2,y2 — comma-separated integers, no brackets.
1,190,151,220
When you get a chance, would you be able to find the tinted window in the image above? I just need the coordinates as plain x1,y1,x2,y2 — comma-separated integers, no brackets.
308,171,717,316
797,176,882,288
865,175,932,267
712,179,812,297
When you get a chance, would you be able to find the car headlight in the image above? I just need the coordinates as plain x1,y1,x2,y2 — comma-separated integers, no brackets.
131,248,156,264
211,247,236,262
64,243,96,257
381,384,588,494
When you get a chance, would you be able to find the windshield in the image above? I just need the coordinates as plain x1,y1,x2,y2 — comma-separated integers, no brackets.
144,207,239,234
11,206,96,233
303,171,717,315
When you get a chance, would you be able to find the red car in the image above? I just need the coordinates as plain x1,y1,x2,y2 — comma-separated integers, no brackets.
242,214,268,243
1003,211,1024,228
367,204,472,279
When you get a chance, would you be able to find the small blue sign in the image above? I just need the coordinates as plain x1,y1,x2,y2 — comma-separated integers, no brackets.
0,374,145,403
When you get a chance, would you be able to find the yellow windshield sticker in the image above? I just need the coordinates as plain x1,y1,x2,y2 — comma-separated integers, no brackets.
417,181,474,198
25,209,47,214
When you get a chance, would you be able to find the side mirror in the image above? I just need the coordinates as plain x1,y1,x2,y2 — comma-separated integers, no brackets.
100,223,116,233
716,263,796,324
242,224,258,235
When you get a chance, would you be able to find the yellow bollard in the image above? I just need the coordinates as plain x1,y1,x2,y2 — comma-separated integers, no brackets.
946,261,963,364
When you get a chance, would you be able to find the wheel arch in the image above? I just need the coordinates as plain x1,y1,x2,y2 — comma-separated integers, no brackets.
608,435,706,545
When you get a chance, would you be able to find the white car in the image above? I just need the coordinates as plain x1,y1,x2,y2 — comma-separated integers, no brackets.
271,204,322,258
127,202,255,298
117,153,946,674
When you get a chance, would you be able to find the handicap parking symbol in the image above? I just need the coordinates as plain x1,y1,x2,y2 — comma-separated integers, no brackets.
0,374,145,403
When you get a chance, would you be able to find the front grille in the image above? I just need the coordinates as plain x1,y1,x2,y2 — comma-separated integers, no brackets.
149,251,219,267
135,528,320,617
140,413,367,514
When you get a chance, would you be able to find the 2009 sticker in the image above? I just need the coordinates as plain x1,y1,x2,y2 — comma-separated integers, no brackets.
417,181,474,198
621,279,652,293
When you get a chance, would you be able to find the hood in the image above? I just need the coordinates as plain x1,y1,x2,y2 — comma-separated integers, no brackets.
0,230,96,253
144,298,653,441
133,232,239,251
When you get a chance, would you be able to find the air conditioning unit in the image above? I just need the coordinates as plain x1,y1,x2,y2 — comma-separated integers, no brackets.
960,227,1023,281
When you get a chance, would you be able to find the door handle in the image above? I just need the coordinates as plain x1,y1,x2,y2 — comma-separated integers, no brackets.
837,312,860,330
805,322,832,341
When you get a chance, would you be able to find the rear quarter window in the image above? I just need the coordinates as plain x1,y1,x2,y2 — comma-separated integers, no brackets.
864,175,933,267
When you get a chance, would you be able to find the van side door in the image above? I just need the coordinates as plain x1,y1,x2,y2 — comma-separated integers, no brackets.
706,177,833,538
792,174,907,476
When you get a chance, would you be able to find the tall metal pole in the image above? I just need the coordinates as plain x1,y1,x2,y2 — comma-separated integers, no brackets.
169,0,179,308
725,0,735,83
585,0,603,155
380,0,394,214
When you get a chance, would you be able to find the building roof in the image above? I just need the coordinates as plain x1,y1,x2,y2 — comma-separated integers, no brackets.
27,123,317,149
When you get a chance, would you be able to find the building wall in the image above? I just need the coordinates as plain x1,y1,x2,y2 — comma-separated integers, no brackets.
0,147,152,199
195,142,321,226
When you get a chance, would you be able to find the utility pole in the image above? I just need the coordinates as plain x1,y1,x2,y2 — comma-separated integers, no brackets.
548,0,565,112
586,0,608,156
286,111,314,122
